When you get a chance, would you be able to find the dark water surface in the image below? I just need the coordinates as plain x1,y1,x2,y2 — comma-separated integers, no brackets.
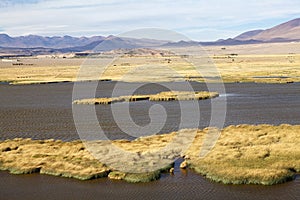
0,167,299,200
1,81,300,140
0,82,300,199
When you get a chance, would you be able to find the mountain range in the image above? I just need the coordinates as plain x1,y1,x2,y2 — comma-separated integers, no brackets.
0,18,300,55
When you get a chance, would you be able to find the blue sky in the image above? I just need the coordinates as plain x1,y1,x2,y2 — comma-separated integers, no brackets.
1,0,300,41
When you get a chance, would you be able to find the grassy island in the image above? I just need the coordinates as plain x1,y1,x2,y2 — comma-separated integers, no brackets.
0,124,299,184
73,91,219,105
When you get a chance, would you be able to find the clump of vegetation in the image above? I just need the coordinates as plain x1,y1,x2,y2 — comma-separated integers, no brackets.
0,139,110,180
123,170,161,183
108,170,161,183
73,91,219,105
0,133,177,183
108,171,126,180
149,91,218,101
184,124,300,185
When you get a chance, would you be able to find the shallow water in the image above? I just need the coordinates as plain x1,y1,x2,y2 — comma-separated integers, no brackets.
0,81,300,199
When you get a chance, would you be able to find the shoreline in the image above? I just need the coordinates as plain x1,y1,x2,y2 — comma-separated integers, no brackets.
4,79,300,85
0,78,298,86
1,124,299,185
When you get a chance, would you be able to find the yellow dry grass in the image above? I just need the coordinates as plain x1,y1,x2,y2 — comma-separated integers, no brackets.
208,54,300,83
0,58,81,84
0,132,179,182
0,139,109,180
0,43,300,84
0,124,299,184
148,91,219,101
73,91,219,104
185,124,300,185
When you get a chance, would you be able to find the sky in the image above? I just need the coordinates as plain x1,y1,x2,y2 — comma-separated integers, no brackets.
0,0,300,41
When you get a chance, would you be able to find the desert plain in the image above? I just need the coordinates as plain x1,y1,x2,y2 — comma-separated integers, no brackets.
0,42,300,84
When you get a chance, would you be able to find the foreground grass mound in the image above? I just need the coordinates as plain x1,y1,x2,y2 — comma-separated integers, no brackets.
73,91,219,105
185,124,300,185
0,133,178,183
0,124,299,184
0,139,110,180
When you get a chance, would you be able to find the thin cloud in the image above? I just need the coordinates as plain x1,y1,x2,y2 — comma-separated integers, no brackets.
0,0,43,7
0,0,300,41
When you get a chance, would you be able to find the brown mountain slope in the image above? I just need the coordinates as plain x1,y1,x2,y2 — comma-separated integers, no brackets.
235,18,300,41
234,30,264,40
